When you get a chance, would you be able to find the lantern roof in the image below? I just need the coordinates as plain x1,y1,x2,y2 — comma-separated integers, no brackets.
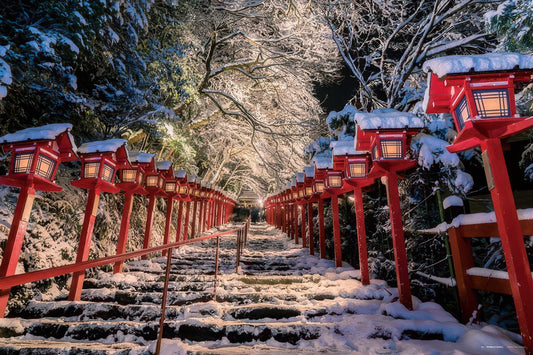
304,166,315,178
156,160,173,171
175,169,187,179
291,177,297,187
0,123,78,161
331,139,366,156
187,174,197,183
353,109,424,131
78,139,127,155
285,181,292,191
296,172,305,184
128,151,155,164
312,155,333,170
423,53,533,79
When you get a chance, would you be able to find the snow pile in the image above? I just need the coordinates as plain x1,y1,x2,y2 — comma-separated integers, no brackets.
175,170,187,179
327,105,359,140
456,325,525,355
0,45,11,100
354,109,424,130
295,172,305,184
304,137,331,155
0,123,73,144
423,53,533,78
443,195,464,209
128,151,154,164
78,139,127,154
331,139,366,156
303,166,314,178
312,154,333,170
415,134,460,169
454,170,474,195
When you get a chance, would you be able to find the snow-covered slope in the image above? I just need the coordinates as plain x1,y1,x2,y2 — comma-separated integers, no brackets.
0,223,524,354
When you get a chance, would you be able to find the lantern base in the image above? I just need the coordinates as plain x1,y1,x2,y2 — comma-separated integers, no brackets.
71,178,120,193
0,174,62,192
448,117,533,153
116,182,147,195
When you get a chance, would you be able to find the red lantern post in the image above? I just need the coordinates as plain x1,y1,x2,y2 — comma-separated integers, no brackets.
304,166,316,254
141,160,166,259
424,53,533,352
311,165,327,259
0,124,77,317
69,139,129,301
174,170,188,242
159,161,175,257
355,110,424,310
113,151,154,274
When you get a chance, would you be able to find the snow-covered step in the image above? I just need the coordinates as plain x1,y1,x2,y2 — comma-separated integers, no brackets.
0,338,143,354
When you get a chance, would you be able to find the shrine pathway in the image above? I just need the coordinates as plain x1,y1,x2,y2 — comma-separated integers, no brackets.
0,223,518,354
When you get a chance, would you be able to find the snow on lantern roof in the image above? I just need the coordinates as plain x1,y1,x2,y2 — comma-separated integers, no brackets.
331,139,365,156
156,160,172,171
312,155,333,170
443,195,464,209
128,151,155,164
175,170,187,179
291,178,297,187
354,109,424,130
78,138,127,154
296,172,305,184
285,181,291,190
304,166,315,178
188,174,197,183
0,123,73,144
423,53,533,79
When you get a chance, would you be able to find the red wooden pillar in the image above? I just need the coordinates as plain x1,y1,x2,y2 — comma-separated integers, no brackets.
384,172,412,310
198,199,205,234
68,188,101,301
353,187,370,285
281,206,286,233
183,201,191,240
175,200,184,242
191,200,198,238
217,200,223,226
307,202,314,255
482,138,533,350
318,198,326,259
162,197,174,257
141,194,157,260
113,191,135,274
0,185,36,316
300,204,307,248
204,199,209,230
293,204,299,244
331,194,342,267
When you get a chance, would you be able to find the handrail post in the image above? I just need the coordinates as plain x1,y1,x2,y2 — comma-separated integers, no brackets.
235,229,241,273
213,236,220,301
155,246,173,355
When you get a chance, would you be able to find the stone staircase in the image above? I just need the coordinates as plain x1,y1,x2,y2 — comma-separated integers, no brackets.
0,223,483,354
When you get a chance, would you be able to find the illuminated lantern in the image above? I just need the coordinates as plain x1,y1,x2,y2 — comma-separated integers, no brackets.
355,109,423,310
174,170,189,242
424,53,533,350
155,161,175,257
68,139,129,301
325,171,343,189
0,124,77,317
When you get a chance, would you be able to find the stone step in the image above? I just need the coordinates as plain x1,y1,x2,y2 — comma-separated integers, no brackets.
0,339,143,355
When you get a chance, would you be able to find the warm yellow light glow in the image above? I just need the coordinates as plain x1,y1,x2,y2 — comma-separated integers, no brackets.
35,154,56,180
473,89,510,118
349,162,366,178
305,186,313,196
298,189,303,198
292,192,297,199
165,182,176,192
380,139,403,159
315,181,324,193
179,185,188,194
121,169,136,183
102,163,115,182
146,175,158,187
328,175,342,188
84,162,100,179
13,153,34,174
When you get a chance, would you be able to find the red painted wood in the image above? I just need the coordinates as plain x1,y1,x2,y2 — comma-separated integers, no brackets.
175,200,183,242
113,191,134,274
162,197,174,257
301,204,307,248
191,200,198,238
0,185,36,317
354,187,370,285
318,198,326,259
307,202,314,255
384,173,413,310
482,138,533,353
183,201,191,240
141,194,157,260
198,199,205,233
293,204,299,244
331,195,342,268
68,188,101,301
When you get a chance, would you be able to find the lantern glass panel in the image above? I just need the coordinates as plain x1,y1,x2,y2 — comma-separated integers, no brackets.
305,186,313,196
472,89,510,118
102,163,115,182
165,182,176,192
380,139,403,159
349,162,366,178
195,189,200,196
35,154,57,180
121,169,136,183
13,153,34,174
292,191,297,199
84,162,100,179
328,175,343,188
298,189,303,198
454,95,469,130
146,175,158,187
315,181,324,193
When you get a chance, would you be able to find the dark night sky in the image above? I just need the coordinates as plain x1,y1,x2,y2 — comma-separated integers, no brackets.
314,64,357,114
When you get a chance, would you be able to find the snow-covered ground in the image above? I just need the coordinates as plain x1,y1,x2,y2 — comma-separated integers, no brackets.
0,223,526,354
